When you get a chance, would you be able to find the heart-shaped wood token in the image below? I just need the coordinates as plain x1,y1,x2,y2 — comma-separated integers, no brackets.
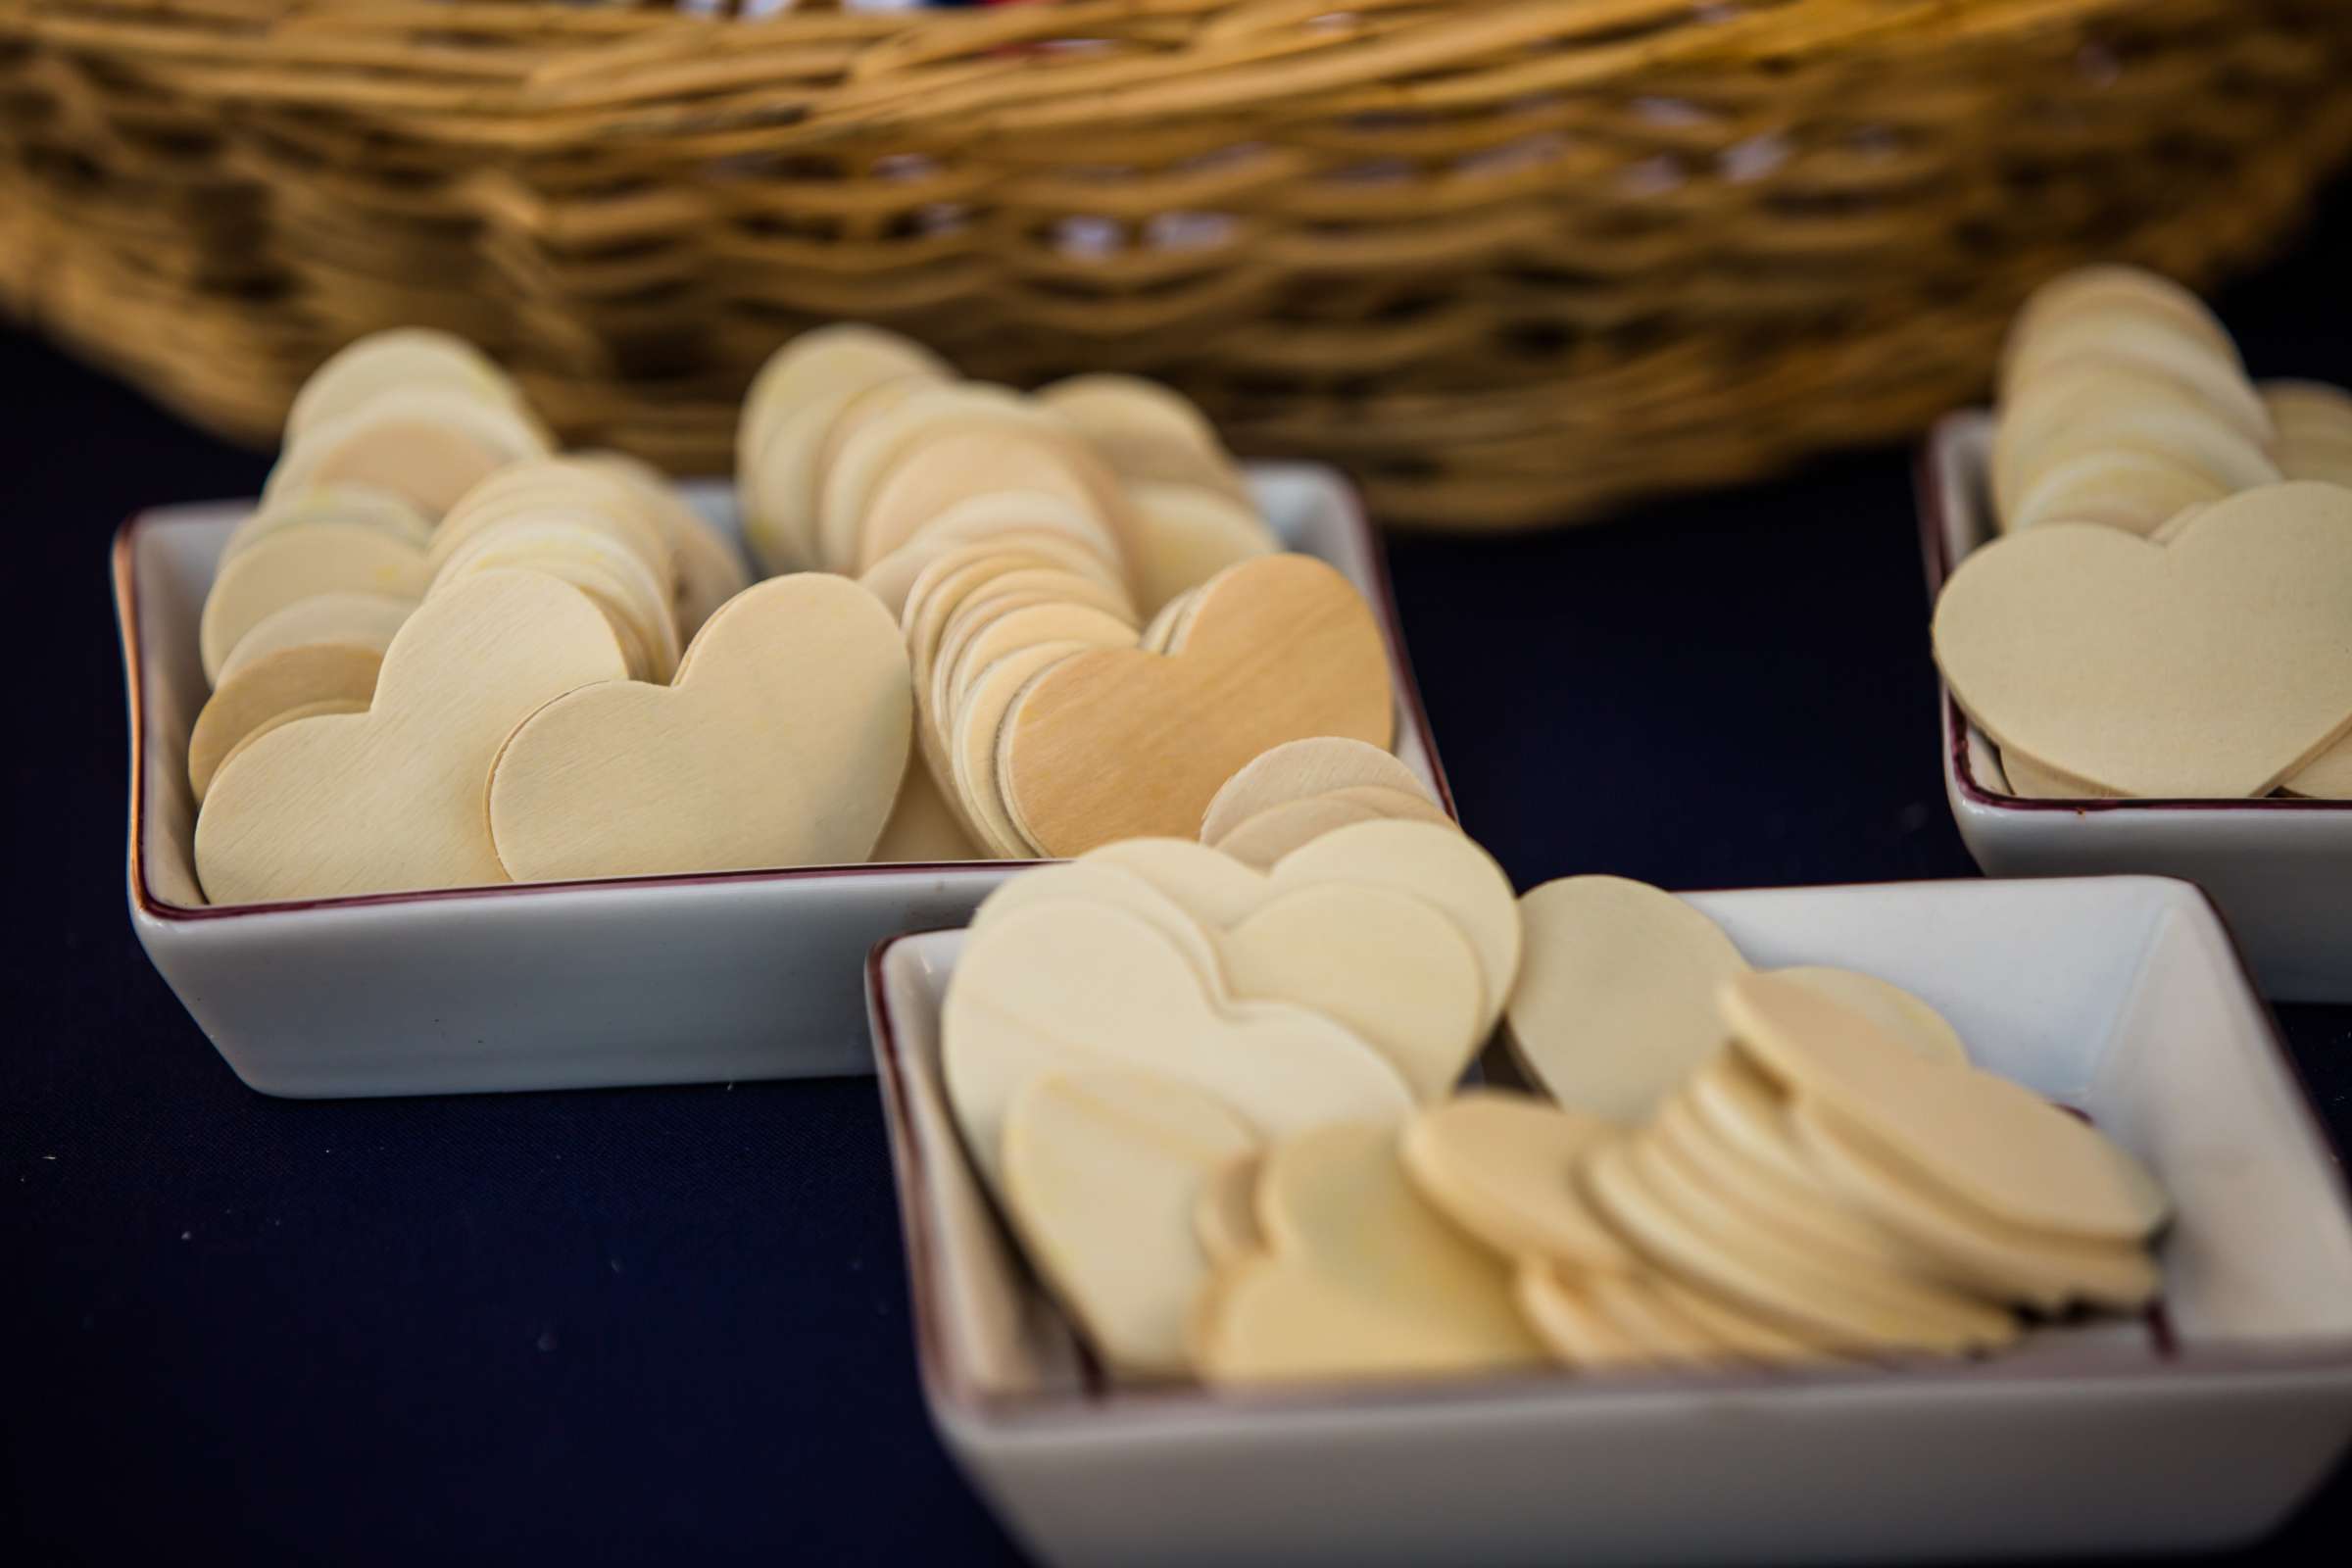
195,569,629,904
217,592,414,683
200,523,431,685
1002,1067,1255,1377
1507,876,1751,1122
1001,554,1394,856
1933,483,2352,796
1199,736,1434,846
1401,1090,1630,1271
487,574,912,882
1194,1122,1545,1385
265,386,549,520
1087,822,1520,1029
942,902,1410,1187
188,644,383,803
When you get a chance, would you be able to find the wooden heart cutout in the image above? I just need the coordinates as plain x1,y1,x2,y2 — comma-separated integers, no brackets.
487,574,912,883
195,569,629,905
1001,555,1394,856
1001,1066,1254,1377
1194,1122,1544,1385
1085,822,1520,1030
942,902,1411,1188
1933,483,2352,796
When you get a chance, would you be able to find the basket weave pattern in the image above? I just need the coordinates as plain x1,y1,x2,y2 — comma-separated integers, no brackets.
4,0,2351,528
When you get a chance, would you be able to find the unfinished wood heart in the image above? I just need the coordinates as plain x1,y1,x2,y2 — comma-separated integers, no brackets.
942,902,1410,1188
1399,1090,1630,1271
286,329,535,442
1125,481,1277,613
1086,821,1520,1029
220,485,432,564
1195,1122,1545,1386
487,574,911,882
1001,554,1394,856
200,522,432,684
217,591,414,684
1001,1066,1255,1377
1199,736,1433,846
1507,876,1751,1122
265,386,549,520
194,569,629,904
1933,483,2352,796
188,644,382,803
1039,373,1249,503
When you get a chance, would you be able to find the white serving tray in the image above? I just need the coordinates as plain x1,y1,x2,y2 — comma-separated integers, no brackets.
1923,414,2352,1002
869,876,2352,1567
117,466,1448,1098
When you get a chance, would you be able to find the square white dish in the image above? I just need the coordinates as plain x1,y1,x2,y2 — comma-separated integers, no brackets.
118,465,1450,1098
1923,413,2352,1002
868,875,2352,1568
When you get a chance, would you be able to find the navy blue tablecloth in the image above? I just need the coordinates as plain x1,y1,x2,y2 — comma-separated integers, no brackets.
8,189,2352,1563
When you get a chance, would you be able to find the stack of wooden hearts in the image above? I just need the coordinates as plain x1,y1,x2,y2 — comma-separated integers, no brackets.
1197,736,1454,866
737,326,1400,858
1950,267,2352,800
193,330,982,906
943,859,2169,1386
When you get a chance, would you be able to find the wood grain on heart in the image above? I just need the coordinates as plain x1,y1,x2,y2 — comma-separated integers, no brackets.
1000,555,1394,856
487,573,912,882
1932,483,2352,796
194,569,629,905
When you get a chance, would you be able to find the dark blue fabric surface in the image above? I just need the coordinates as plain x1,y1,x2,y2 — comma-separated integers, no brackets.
7,189,2352,1564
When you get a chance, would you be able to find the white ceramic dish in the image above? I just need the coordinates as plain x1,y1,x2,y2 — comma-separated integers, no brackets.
1924,413,2352,1002
117,466,1449,1098
869,876,2352,1568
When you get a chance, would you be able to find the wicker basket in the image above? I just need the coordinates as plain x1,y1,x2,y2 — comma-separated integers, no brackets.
4,0,2350,529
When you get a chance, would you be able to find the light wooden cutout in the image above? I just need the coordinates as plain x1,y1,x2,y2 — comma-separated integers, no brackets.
1933,484,2352,796
1199,735,1433,846
941,902,1410,1187
218,592,414,684
188,644,382,802
199,522,431,684
1126,481,1277,614
194,569,629,905
487,574,912,882
1002,1067,1254,1377
1400,1090,1630,1271
1002,555,1395,856
1721,971,2167,1242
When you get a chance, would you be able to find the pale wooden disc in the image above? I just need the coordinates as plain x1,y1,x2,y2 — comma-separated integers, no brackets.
433,515,682,683
2001,308,2262,433
943,602,1137,725
1512,1263,1652,1369
858,496,1123,616
1505,876,1750,1123
1400,1090,1630,1270
1194,1152,1265,1269
1997,356,2273,466
2260,378,2352,444
857,424,1134,577
747,372,940,573
1001,1066,1254,1377
1220,884,1488,1102
1212,796,1387,868
1790,1102,2159,1312
207,698,370,792
1589,1139,2016,1353
265,386,548,520
1125,480,1277,614
285,328,534,442
928,571,1136,732
1721,971,2169,1242
1933,486,2352,797
2004,267,2239,368
431,458,675,585
1774,966,1968,1066
199,522,431,685
2005,447,2230,536
1681,1054,1821,1191
577,451,751,640
220,484,432,564
817,384,1070,577
194,570,629,905
218,591,414,685
1995,405,2280,524
1002,554,1395,856
188,644,383,803
1195,1122,1544,1385
487,574,912,882
1320,784,1455,829
1038,372,1250,504
954,644,1095,858
942,903,1411,1189
970,860,1228,988
1198,735,1432,847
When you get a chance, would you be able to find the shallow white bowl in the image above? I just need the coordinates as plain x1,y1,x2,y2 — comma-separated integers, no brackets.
118,466,1448,1098
869,876,2352,1568
1924,414,2352,1002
